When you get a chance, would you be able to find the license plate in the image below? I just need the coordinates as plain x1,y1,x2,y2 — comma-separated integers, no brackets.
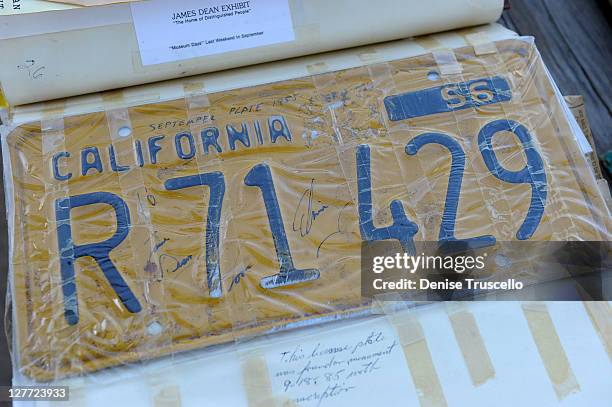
5,39,609,380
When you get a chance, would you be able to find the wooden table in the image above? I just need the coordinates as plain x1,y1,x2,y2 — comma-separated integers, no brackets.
500,0,611,160
0,0,610,393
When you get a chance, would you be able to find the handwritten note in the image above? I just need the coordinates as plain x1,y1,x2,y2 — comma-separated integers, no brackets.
265,320,415,406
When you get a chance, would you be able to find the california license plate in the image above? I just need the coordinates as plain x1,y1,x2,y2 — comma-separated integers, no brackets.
4,39,609,380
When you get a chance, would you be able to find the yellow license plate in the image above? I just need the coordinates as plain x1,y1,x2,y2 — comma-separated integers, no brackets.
5,39,609,380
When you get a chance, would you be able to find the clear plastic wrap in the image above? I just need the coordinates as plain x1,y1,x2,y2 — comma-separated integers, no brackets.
2,33,610,384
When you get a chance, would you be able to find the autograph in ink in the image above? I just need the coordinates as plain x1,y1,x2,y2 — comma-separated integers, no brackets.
144,235,193,281
317,202,351,258
292,179,328,237
160,253,193,275
228,265,253,292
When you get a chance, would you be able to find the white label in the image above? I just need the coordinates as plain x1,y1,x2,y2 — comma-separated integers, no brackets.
131,0,295,66
264,320,416,407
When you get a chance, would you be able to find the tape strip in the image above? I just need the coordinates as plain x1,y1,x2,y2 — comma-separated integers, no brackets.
367,58,446,236
465,33,498,56
101,95,182,406
138,354,182,405
40,117,67,379
415,37,445,52
102,90,125,104
101,89,128,110
306,62,330,75
42,100,68,120
102,101,163,288
378,302,448,407
358,49,383,64
522,303,580,400
150,381,182,407
310,70,343,146
445,303,495,386
181,82,260,342
239,347,303,407
295,23,321,44
290,0,309,26
241,352,275,407
582,301,612,361
184,81,211,109
103,85,162,107
432,50,462,76
290,0,321,43
526,44,588,239
476,37,561,240
182,80,230,300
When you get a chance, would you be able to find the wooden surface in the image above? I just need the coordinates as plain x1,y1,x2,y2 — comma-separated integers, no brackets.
500,0,612,157
0,0,610,393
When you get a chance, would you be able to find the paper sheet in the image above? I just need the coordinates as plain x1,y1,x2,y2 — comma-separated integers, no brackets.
265,320,413,406
131,0,295,65
0,0,504,105
13,302,612,407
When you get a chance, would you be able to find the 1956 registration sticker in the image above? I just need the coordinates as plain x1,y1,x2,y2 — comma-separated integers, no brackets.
5,39,609,380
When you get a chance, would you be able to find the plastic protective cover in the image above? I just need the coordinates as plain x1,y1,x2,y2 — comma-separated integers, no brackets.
2,37,611,382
